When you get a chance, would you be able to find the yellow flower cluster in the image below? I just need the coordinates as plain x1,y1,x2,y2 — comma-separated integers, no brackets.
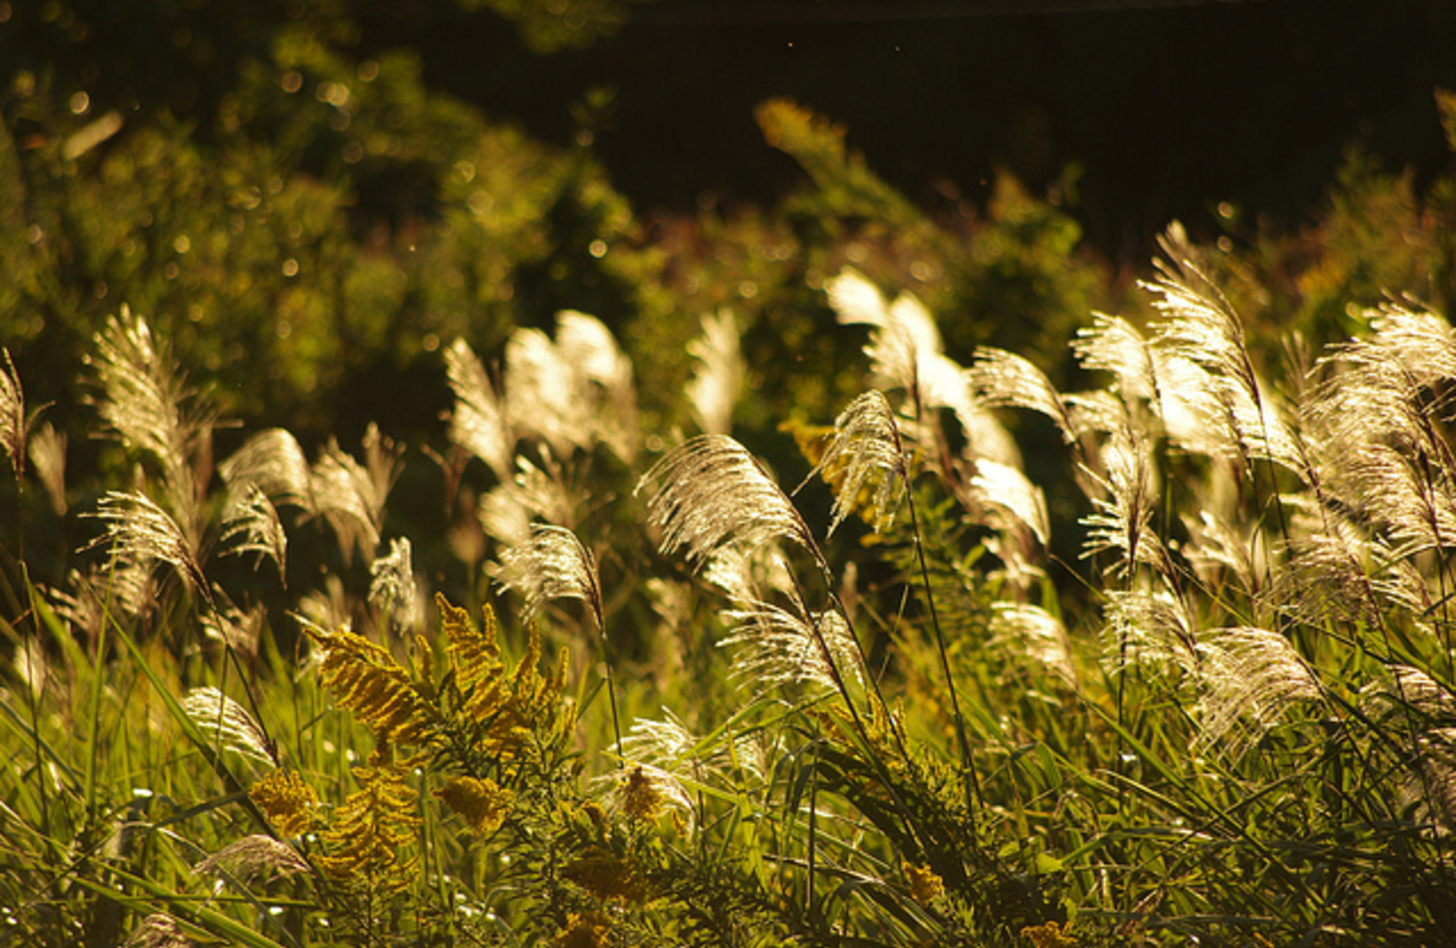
250,767,318,839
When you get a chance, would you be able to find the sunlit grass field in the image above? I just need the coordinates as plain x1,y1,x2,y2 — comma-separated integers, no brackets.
7,221,1456,948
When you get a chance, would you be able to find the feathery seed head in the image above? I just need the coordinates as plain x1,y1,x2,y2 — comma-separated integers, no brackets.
969,347,1076,443
370,536,421,632
805,391,908,536
220,482,287,579
83,490,210,611
194,834,309,884
446,337,514,481
638,435,815,570
183,686,277,767
720,599,865,695
1193,626,1321,759
0,348,27,479
124,914,195,948
496,523,604,632
989,602,1075,686
219,428,314,512
26,421,67,515
972,459,1050,547
686,308,744,436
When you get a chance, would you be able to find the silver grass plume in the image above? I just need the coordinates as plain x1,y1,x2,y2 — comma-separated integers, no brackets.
1193,626,1321,759
1144,242,1302,472
637,435,816,571
1367,301,1456,382
195,834,310,885
201,595,265,661
1307,306,1456,556
27,421,66,515
88,307,207,536
702,543,795,605
182,686,277,767
124,914,195,948
220,482,287,579
1064,389,1136,441
803,390,908,536
968,347,1076,443
556,310,639,461
219,428,314,512
496,523,604,632
1266,525,1431,637
84,490,210,611
623,711,776,788
505,327,585,458
1360,668,1456,833
972,459,1050,548
0,348,27,480
1101,589,1198,678
49,564,143,636
1080,428,1168,578
308,430,397,562
1360,666,1456,723
1073,312,1157,404
370,536,422,632
927,357,1022,467
1180,508,1263,600
720,599,865,695
826,268,1017,465
686,308,744,435
477,453,579,548
445,337,514,481
988,602,1075,686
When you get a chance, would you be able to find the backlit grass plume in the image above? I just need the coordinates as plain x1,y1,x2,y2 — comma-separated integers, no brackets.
638,434,816,571
218,427,314,511
84,489,211,613
0,347,29,480
803,390,908,536
194,834,310,886
446,336,514,481
686,308,744,436
720,598,866,695
87,307,210,537
182,686,278,768
497,523,604,630
828,267,1018,466
219,482,287,580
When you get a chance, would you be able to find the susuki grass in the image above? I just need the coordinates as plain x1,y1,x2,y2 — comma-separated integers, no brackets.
7,229,1456,947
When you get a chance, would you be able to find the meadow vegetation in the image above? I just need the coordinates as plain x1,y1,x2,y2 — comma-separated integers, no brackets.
7,7,1456,946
